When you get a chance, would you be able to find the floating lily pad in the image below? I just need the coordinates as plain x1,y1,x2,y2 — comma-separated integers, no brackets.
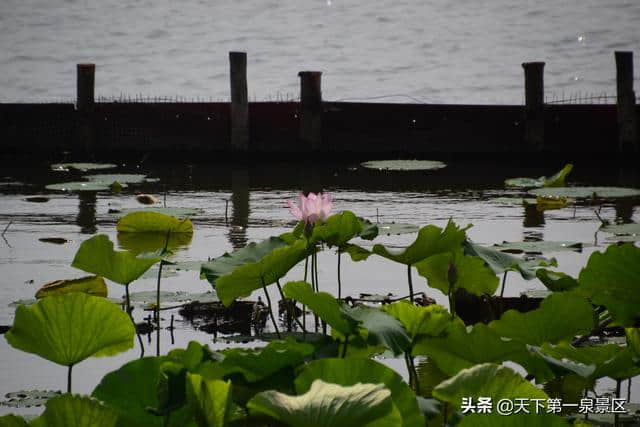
35,276,108,299
505,164,573,189
529,186,640,199
487,197,538,206
360,160,447,171
85,174,151,184
600,223,640,242
25,197,50,203
126,291,218,308
8,299,37,307
46,181,126,192
51,163,117,172
114,207,205,218
376,222,420,235
493,241,582,254
1,390,61,408
141,261,203,279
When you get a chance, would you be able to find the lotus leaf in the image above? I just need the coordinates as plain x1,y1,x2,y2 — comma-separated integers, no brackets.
118,231,193,256
382,301,451,340
51,163,117,172
413,320,553,381
492,240,582,254
504,164,573,188
627,328,640,358
309,211,370,247
376,222,420,236
295,358,424,427
27,395,119,427
414,251,499,296
71,234,161,285
35,276,107,299
115,207,205,217
248,379,393,427
577,243,640,326
600,222,640,240
535,269,579,292
372,220,469,266
5,293,134,367
529,186,640,199
415,359,449,399
186,374,233,427
85,174,150,184
1,390,61,408
360,160,446,171
463,240,557,280
215,238,310,306
218,338,315,383
530,342,640,380
116,211,193,234
488,292,594,346
92,357,194,427
46,182,125,192
534,196,568,211
126,291,218,308
201,236,290,288
0,414,29,426
341,305,410,356
487,197,538,205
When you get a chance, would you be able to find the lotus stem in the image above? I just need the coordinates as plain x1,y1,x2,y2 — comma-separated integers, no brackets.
337,250,342,300
628,378,632,404
261,276,280,339
303,256,308,334
407,265,414,304
311,252,319,333
125,283,145,358
572,316,613,347
499,271,508,298
341,335,349,358
404,353,413,390
156,231,171,357
67,364,73,393
276,280,306,333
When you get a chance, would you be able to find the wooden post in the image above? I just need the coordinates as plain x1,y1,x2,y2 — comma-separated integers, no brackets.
229,52,249,152
522,62,545,150
76,64,95,155
615,51,638,152
298,71,322,151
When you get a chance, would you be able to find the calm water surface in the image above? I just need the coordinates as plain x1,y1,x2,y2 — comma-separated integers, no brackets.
0,160,639,415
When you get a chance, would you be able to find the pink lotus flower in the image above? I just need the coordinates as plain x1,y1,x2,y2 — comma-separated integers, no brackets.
288,192,333,224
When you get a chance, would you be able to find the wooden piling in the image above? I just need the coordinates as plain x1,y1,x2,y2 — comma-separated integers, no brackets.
615,51,638,152
76,64,96,155
230,52,249,152
298,71,323,151
522,62,545,150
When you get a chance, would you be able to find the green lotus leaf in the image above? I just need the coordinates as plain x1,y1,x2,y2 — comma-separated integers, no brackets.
51,163,117,172
310,211,371,247
627,328,640,358
5,293,134,367
415,359,449,399
492,240,582,254
463,240,557,280
600,222,640,242
118,231,193,256
218,338,315,383
29,395,119,427
360,160,447,171
72,234,161,285
125,291,218,309
530,342,640,381
529,186,640,199
488,292,595,346
201,236,290,288
535,269,579,292
114,207,205,217
215,238,310,306
45,181,125,192
92,357,194,427
282,281,358,335
577,243,640,326
372,220,469,266
342,243,373,261
341,305,410,356
116,212,193,234
186,374,233,427
382,301,451,341
148,361,188,417
376,223,420,236
295,358,424,427
1,390,61,408
414,251,499,296
413,320,553,381
504,164,573,188
85,173,149,184
35,276,107,299
0,414,29,426
248,379,394,427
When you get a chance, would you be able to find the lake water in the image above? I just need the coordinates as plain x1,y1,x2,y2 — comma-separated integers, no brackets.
0,160,639,415
1,0,639,104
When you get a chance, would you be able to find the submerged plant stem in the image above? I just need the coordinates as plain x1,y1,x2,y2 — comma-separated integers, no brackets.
499,271,508,298
261,276,280,339
407,265,414,304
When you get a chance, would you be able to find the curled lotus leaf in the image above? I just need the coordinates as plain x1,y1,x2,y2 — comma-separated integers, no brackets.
35,276,107,299
116,211,193,233
30,394,119,427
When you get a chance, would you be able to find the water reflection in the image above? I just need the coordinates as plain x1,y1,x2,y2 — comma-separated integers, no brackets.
523,203,545,228
227,168,250,249
76,192,97,234
614,201,635,224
